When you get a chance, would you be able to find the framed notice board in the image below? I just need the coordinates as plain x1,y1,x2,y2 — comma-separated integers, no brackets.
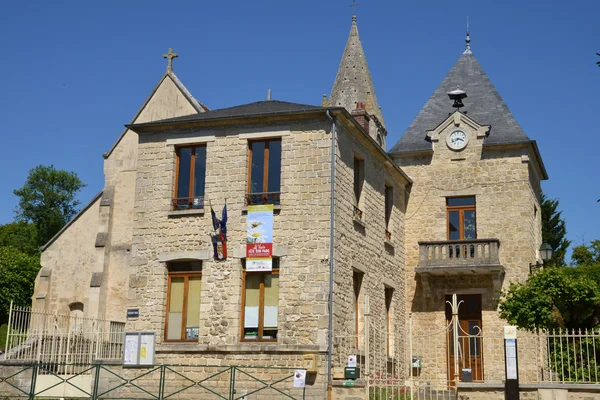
123,332,155,367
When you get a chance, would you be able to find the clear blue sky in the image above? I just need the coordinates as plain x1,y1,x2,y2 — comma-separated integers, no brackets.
1,1,598,259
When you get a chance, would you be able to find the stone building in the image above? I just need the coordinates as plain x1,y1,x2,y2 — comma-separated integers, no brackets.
390,33,547,385
25,14,546,397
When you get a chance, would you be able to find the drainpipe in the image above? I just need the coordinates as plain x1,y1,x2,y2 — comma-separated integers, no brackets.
325,110,336,400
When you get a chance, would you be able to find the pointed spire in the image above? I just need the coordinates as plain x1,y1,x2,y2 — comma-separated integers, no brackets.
464,17,472,54
330,15,385,132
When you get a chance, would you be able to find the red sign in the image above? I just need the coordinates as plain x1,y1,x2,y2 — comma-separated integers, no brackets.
246,243,273,258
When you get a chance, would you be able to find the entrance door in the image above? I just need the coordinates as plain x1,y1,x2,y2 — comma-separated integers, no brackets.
446,294,483,383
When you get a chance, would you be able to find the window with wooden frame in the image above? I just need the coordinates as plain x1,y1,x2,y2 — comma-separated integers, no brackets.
352,270,363,347
173,145,207,210
241,258,280,341
165,261,202,341
384,287,394,356
247,139,281,205
385,184,393,239
446,196,476,240
353,156,364,219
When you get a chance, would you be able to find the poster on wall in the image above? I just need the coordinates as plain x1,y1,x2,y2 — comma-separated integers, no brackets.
246,205,274,271
123,332,155,366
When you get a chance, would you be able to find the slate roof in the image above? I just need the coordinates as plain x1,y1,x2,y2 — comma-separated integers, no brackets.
133,100,325,126
329,15,385,126
390,52,531,154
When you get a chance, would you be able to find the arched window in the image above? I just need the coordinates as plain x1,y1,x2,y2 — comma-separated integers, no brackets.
69,302,84,332
377,134,383,147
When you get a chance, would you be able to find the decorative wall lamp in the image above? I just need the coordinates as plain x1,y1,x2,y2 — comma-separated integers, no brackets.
529,243,553,274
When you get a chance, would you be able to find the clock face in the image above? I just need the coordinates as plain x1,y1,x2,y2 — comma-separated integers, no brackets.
447,130,468,150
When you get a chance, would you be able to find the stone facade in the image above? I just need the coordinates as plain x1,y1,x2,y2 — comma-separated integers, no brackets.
394,107,545,384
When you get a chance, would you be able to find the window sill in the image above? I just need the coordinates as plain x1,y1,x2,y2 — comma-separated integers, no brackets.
156,343,325,353
353,217,366,228
168,209,205,217
384,240,394,248
242,205,281,212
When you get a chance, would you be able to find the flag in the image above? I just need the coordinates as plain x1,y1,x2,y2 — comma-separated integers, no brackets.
210,204,220,231
221,203,228,241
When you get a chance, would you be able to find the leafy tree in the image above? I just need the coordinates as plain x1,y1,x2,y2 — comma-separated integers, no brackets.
0,247,40,324
499,264,600,331
541,193,571,266
0,222,39,255
14,165,85,246
572,240,600,266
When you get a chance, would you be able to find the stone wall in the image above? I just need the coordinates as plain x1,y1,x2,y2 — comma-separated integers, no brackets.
36,195,101,314
332,121,408,370
128,119,333,348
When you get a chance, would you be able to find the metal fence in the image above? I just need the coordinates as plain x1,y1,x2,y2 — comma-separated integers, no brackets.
333,294,600,400
0,362,308,399
3,303,125,370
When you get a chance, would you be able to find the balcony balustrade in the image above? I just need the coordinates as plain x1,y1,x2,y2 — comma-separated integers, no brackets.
416,238,503,275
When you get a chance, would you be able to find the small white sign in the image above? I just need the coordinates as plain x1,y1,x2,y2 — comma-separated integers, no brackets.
293,370,306,388
348,355,357,368
505,338,518,380
504,326,517,339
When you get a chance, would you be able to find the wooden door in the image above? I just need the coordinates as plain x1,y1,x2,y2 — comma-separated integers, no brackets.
446,295,484,383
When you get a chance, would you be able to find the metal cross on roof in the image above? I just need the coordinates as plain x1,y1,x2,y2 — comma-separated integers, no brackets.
163,48,178,72
350,0,359,11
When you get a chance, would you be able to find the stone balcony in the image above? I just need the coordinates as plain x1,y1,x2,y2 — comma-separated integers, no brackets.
416,239,505,296
416,238,504,276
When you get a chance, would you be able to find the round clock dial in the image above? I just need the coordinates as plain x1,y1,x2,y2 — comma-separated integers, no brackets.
447,130,469,150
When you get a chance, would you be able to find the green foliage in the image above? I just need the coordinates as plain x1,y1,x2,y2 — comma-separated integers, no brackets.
14,164,85,247
0,324,7,351
0,222,39,255
572,240,600,266
0,247,40,324
541,193,571,266
499,264,600,331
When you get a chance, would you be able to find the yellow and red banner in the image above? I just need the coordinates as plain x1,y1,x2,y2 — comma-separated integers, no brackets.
246,204,274,271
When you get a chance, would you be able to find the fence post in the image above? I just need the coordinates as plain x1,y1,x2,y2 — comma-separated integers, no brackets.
92,363,101,400
229,366,236,400
158,364,165,400
28,362,37,400
5,301,13,358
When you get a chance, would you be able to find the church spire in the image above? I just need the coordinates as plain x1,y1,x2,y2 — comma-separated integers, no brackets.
329,15,385,131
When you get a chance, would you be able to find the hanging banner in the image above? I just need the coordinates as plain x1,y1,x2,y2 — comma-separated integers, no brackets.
246,204,274,271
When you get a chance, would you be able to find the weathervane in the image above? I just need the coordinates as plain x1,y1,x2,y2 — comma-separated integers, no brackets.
163,48,178,72
464,17,472,54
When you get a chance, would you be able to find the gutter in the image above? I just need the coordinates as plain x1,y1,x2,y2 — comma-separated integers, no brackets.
325,110,336,400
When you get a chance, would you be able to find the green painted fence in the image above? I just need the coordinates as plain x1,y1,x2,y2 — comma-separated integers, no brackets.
0,362,308,399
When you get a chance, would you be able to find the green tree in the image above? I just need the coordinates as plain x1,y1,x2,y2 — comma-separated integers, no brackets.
14,165,85,247
0,247,40,324
541,193,571,266
572,240,600,266
0,221,39,255
499,264,600,331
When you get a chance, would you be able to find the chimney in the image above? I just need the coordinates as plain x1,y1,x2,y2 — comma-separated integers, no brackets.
351,102,370,132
